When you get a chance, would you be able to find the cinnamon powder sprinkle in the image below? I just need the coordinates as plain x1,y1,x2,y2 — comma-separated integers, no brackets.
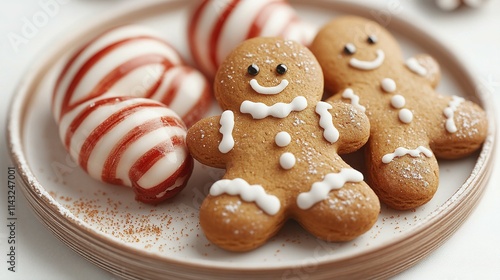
50,189,202,253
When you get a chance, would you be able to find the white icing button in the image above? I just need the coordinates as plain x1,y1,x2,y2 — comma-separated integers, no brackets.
399,108,413,123
391,95,405,109
316,101,339,143
279,152,296,170
381,78,396,93
275,131,291,147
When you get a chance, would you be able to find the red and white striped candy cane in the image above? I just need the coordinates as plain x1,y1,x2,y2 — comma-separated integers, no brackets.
52,25,212,127
58,96,193,204
188,0,317,77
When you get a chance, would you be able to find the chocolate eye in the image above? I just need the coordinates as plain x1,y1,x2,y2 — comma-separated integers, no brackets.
247,64,259,76
343,43,356,55
276,64,287,75
367,35,378,44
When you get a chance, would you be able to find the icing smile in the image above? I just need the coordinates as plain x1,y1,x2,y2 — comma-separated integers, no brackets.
349,49,385,70
250,79,289,95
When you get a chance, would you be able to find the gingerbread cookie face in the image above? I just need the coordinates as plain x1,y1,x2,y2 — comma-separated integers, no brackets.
187,37,380,251
311,16,488,210
214,38,323,113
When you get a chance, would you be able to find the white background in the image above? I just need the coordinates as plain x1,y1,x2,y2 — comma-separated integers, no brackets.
1,0,500,279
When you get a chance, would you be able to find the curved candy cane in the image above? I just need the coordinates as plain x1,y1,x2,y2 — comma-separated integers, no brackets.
58,96,193,204
188,0,317,76
52,25,212,127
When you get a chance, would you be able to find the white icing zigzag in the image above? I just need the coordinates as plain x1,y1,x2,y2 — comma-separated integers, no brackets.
342,88,366,113
240,96,308,119
210,178,281,215
296,168,364,209
444,95,465,133
218,110,235,153
316,101,339,143
382,146,433,164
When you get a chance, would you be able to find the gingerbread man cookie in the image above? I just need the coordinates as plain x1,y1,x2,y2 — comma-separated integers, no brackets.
187,37,380,251
310,16,488,210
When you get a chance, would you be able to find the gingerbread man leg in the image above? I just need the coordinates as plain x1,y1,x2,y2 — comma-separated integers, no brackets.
295,181,379,242
367,132,440,210
430,97,488,159
285,101,378,240
199,178,286,252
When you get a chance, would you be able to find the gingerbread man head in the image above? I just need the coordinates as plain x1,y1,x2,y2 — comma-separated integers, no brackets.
311,16,488,210
213,37,323,113
187,37,380,251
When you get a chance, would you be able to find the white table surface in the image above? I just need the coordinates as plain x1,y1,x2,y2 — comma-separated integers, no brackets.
1,0,499,279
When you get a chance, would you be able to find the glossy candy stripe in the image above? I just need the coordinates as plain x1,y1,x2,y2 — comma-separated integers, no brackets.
58,96,193,204
188,0,317,76
53,25,211,127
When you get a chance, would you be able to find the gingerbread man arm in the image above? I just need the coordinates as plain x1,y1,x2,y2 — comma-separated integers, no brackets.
187,115,229,169
324,100,370,154
429,96,488,159
406,54,441,88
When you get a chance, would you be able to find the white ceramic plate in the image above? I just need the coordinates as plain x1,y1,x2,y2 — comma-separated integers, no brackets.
7,0,496,279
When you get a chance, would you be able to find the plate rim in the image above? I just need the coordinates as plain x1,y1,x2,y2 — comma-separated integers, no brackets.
6,0,497,278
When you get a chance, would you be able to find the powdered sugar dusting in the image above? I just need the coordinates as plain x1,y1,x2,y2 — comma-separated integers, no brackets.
400,158,432,187
326,187,374,222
